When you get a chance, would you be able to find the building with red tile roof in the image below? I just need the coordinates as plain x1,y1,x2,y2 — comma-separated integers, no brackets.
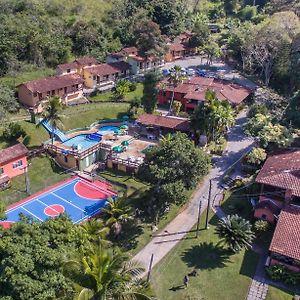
268,207,300,272
18,74,84,113
254,149,300,223
137,114,190,132
83,62,131,89
158,77,252,112
0,143,28,188
56,62,79,76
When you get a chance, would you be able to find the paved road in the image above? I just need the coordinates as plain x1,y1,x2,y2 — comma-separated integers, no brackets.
133,110,255,277
163,56,257,90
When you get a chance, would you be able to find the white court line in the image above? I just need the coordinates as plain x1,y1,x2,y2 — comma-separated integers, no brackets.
36,199,61,215
51,192,85,212
6,179,77,214
21,206,43,221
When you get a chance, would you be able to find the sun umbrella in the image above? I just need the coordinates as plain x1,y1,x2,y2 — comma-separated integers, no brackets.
122,115,129,120
122,140,129,146
120,125,129,130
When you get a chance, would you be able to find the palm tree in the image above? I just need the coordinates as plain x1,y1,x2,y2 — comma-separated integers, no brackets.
215,214,255,253
159,133,173,146
81,219,110,245
102,197,133,237
64,244,152,300
167,65,187,114
41,96,64,144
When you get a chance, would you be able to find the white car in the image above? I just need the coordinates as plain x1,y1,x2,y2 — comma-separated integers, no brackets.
186,68,196,76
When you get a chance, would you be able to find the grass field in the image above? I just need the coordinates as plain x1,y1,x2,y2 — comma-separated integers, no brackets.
150,213,259,300
266,286,294,300
89,83,144,103
0,156,69,206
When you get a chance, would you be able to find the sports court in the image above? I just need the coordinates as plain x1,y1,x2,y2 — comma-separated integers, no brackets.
0,176,117,229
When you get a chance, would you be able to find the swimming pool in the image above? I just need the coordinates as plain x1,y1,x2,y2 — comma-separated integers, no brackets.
97,125,119,134
63,135,99,150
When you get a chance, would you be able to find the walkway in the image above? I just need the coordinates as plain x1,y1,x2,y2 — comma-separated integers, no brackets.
133,110,255,277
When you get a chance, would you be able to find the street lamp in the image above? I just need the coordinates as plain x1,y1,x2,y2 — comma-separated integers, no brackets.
21,163,31,194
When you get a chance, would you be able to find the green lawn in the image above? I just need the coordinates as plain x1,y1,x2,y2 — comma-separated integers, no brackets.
150,213,259,300
0,156,69,206
0,68,55,88
266,286,294,300
88,83,144,103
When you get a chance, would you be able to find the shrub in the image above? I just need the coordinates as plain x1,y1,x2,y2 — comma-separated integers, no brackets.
244,148,267,166
2,123,26,142
266,265,300,285
129,82,137,92
254,220,269,233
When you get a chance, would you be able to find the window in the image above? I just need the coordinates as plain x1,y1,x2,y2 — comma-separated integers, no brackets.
33,92,37,97
0,168,3,174
67,69,71,73
262,214,267,220
51,90,55,95
12,160,23,169
93,75,96,80
64,156,68,163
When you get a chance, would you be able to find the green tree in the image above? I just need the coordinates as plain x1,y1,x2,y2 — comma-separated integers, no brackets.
0,202,6,220
142,132,210,189
142,72,160,113
112,80,131,101
0,215,90,299
189,20,210,49
0,83,19,113
201,39,221,65
224,0,240,15
81,219,110,245
41,96,64,144
191,90,235,141
167,65,187,114
216,214,255,253
284,91,300,128
244,148,267,166
102,198,133,237
64,244,151,300
171,100,182,116
134,19,168,58
2,123,26,142
254,220,269,233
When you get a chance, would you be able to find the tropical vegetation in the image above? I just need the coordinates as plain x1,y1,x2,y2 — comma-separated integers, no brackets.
216,214,255,253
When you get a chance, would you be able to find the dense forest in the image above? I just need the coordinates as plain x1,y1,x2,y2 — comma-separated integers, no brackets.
0,0,299,94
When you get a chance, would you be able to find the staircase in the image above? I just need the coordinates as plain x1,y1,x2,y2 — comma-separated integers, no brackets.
41,119,68,142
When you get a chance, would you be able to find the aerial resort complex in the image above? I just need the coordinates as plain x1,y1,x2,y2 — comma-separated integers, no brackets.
0,1,299,299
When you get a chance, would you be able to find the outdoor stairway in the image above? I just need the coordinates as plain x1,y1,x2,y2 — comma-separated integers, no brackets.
41,119,68,142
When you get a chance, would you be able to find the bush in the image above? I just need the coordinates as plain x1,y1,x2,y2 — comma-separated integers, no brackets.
266,265,300,285
129,82,137,92
2,123,26,142
244,148,267,166
248,104,268,118
254,220,269,233
209,137,227,155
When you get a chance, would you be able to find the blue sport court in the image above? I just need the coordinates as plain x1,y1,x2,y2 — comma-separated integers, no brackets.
0,176,117,229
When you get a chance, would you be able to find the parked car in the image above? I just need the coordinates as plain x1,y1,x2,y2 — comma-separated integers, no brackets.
186,68,196,76
196,69,207,77
162,69,170,76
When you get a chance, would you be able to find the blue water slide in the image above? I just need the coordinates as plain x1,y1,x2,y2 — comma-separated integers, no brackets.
41,119,68,142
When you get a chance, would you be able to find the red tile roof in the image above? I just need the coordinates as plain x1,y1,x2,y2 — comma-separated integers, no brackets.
85,62,131,76
269,207,300,261
0,143,28,165
159,77,252,105
20,74,84,93
137,114,190,131
57,62,78,71
169,43,187,52
256,149,300,197
75,57,97,66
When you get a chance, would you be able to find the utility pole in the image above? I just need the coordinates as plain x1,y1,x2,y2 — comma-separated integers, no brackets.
196,198,202,238
205,179,212,229
146,253,154,282
24,165,30,194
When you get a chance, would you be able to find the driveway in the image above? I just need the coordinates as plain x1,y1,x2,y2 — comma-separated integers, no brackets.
163,56,257,90
133,110,255,277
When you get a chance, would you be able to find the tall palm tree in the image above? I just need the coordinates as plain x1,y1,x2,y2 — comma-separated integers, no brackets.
64,244,152,300
167,65,187,114
215,214,255,253
159,133,173,146
102,197,133,237
41,96,64,144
